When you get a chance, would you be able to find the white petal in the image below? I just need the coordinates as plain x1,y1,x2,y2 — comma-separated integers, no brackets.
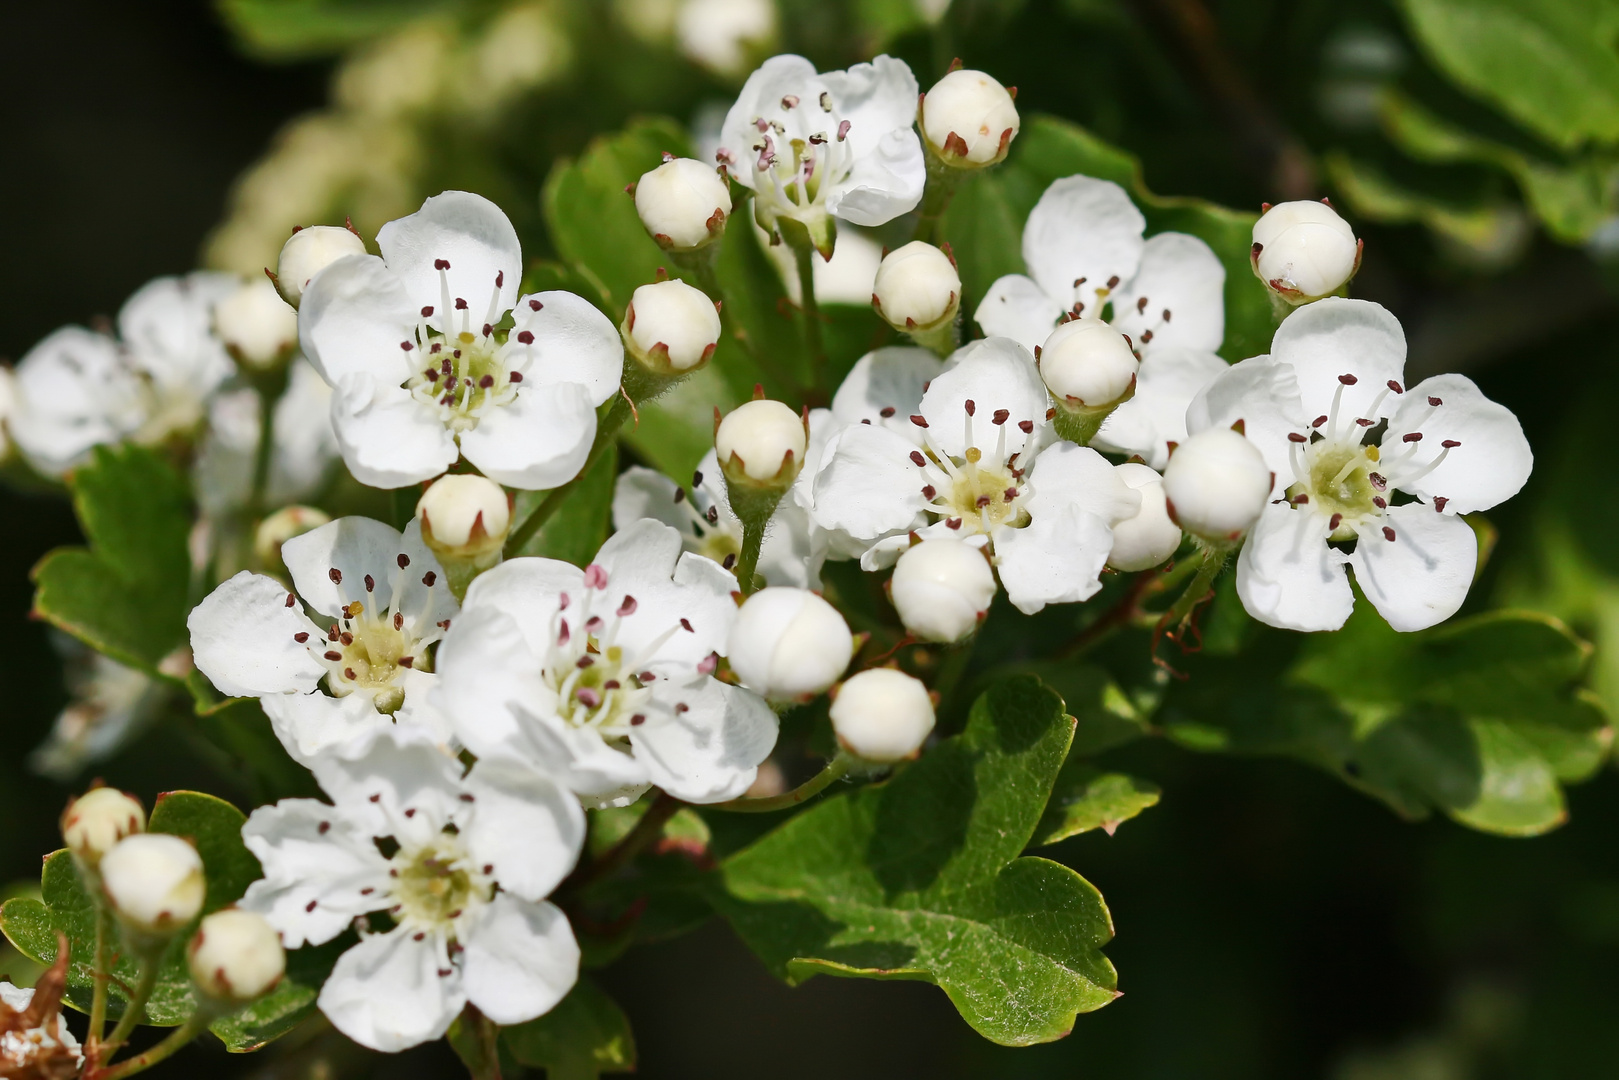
461,556,584,647
306,725,466,843
828,127,926,226
9,327,145,475
612,467,699,538
635,678,778,803
394,668,459,749
974,274,1064,356
376,191,521,324
1185,354,1304,496
240,799,392,947
717,54,821,188
267,359,339,504
1234,502,1353,632
995,506,1116,614
1027,441,1141,526
329,375,459,489
297,254,418,389
1383,373,1532,514
918,337,1049,458
117,272,236,392
188,572,326,697
756,503,827,589
433,604,552,763
507,291,624,408
831,346,949,442
1022,176,1145,319
1349,503,1478,632
319,929,464,1052
821,55,920,159
1270,297,1406,421
459,895,580,1026
457,381,597,490
594,519,740,669
261,691,388,766
283,516,453,626
1110,232,1226,355
1094,347,1229,469
461,757,585,902
809,423,929,542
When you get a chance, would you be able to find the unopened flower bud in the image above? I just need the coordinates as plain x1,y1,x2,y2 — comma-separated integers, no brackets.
635,157,732,252
1038,317,1138,444
254,505,332,574
830,668,935,763
61,788,144,876
274,225,366,308
920,68,1020,168
1161,428,1271,543
872,242,960,354
188,909,285,1005
417,474,512,599
1252,200,1360,304
715,399,806,488
727,587,853,702
890,539,995,643
1107,463,1182,571
214,278,298,368
623,279,722,378
101,834,206,944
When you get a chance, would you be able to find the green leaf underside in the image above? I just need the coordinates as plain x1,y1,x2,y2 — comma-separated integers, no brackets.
1032,763,1161,847
0,791,328,1051
941,114,1270,363
1163,607,1611,837
31,445,192,674
502,976,637,1080
713,676,1118,1046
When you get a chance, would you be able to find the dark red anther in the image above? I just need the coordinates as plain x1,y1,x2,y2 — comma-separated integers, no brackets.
946,518,962,530
496,271,504,287
517,330,534,344
1441,439,1460,448
1288,432,1307,443
1328,513,1342,530
1382,526,1397,541
910,450,927,466
921,485,937,499
910,415,928,428
364,574,375,592
1312,415,1328,428
394,612,404,630
328,567,342,584
1019,420,1034,434
324,650,342,662
397,553,410,568
1403,432,1423,443
680,618,694,632
879,406,895,418
992,409,1010,425
1004,488,1018,502
529,299,543,311
964,399,976,416
1293,494,1309,504
618,595,638,616
1355,418,1374,427
454,298,468,310
1338,373,1358,385
400,341,413,352
284,592,296,607
421,306,434,317
294,632,309,642
1434,497,1449,512
423,571,437,586
509,372,523,382
1427,396,1442,407
479,375,494,388
1106,275,1120,288
1388,380,1403,393
434,259,451,270
482,324,493,337
1373,496,1386,509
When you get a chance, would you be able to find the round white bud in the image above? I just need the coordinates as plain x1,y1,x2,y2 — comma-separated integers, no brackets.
1161,428,1271,543
921,69,1021,167
188,909,286,1004
1039,318,1138,405
626,279,722,373
890,539,996,643
275,225,367,308
100,834,206,936
715,399,806,484
726,587,853,701
1107,463,1182,571
635,157,732,252
254,505,332,570
1252,200,1359,303
872,242,960,333
830,668,935,763
213,278,298,368
61,788,145,873
417,474,511,559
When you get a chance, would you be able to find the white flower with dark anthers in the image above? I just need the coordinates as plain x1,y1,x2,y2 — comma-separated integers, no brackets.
8,273,238,476
240,725,584,1052
298,191,623,490
612,444,829,589
433,519,779,808
187,516,459,764
717,54,925,248
975,175,1229,466
809,337,1140,614
1187,298,1532,632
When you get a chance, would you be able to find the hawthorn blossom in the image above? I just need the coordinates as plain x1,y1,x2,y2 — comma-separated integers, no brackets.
298,191,623,489
193,359,340,516
433,519,778,807
241,725,584,1051
188,516,458,763
9,273,237,476
809,337,1139,614
975,175,1228,467
1187,298,1532,632
717,54,925,250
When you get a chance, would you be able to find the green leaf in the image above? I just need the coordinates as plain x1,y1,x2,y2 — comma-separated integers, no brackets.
0,791,323,1050
502,977,636,1079
1323,152,1531,268
31,445,192,674
215,0,465,60
941,114,1271,362
1032,763,1161,846
618,365,738,482
1396,0,1619,151
511,444,619,566
711,201,812,400
712,676,1119,1046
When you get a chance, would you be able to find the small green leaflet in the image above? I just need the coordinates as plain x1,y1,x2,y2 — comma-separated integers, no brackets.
1033,763,1161,846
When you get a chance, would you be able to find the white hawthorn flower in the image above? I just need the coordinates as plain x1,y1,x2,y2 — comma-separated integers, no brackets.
810,337,1139,613
187,516,458,764
298,191,623,489
9,273,238,476
0,982,83,1073
976,175,1229,468
193,359,339,517
717,54,925,250
241,725,584,1052
433,519,779,807
1188,298,1532,632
